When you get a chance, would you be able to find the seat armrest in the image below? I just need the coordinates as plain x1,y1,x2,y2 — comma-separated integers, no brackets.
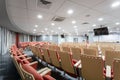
37,67,50,74
40,68,51,76
43,75,56,80
26,57,32,62
18,54,27,57
74,60,81,68
28,61,38,69
106,65,111,78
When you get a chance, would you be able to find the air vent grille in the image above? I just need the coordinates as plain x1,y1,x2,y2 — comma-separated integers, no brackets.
82,22,89,25
37,0,52,9
52,16,65,22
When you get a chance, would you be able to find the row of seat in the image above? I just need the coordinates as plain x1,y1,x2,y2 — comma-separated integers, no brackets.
10,44,56,80
29,42,120,80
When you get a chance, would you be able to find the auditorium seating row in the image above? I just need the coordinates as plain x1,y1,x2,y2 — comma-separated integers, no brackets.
29,41,120,80
9,44,56,80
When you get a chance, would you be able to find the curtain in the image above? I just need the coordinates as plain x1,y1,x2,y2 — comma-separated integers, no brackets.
0,26,15,55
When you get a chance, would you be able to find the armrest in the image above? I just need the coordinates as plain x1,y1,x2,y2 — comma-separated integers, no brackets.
106,65,111,78
43,75,56,80
74,60,81,68
40,68,51,76
28,61,38,69
26,57,32,62
37,67,50,74
18,54,27,57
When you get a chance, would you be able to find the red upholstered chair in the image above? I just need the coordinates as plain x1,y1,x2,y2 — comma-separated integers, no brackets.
20,64,55,80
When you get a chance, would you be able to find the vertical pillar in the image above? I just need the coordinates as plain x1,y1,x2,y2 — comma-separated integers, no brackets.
16,32,19,48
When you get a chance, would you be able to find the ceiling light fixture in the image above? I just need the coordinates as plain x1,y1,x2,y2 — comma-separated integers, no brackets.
74,26,77,28
45,28,48,31
98,18,103,21
33,29,36,31
51,30,54,32
72,20,76,24
58,27,61,30
37,14,43,19
51,23,55,26
67,9,74,14
41,31,44,33
111,1,120,8
116,22,120,25
35,25,38,28
92,24,96,27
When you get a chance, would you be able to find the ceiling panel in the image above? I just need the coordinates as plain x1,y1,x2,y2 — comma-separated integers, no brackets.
27,0,65,14
8,6,28,18
70,0,105,8
56,0,88,18
6,0,26,8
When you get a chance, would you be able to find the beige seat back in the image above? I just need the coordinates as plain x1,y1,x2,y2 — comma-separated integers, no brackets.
80,55,104,80
48,49,60,68
61,46,71,52
36,47,43,60
71,47,81,60
100,46,114,56
83,48,98,56
58,51,75,74
113,59,120,80
105,50,120,66
20,64,35,80
42,48,51,63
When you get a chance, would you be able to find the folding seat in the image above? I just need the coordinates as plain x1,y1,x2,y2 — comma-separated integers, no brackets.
20,63,55,80
100,46,114,56
48,45,61,51
42,48,51,64
61,46,71,52
71,47,81,61
113,59,120,80
36,47,43,60
58,51,80,77
105,50,120,66
80,55,105,80
48,49,61,68
83,48,98,56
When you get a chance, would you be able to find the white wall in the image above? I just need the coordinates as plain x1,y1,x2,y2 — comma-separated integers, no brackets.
93,34,120,42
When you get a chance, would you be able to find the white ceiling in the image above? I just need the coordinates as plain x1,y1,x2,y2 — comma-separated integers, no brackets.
5,0,120,35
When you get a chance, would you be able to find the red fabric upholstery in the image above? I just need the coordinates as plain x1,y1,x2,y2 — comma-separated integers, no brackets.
22,64,44,80
43,75,55,80
30,62,38,70
14,56,30,64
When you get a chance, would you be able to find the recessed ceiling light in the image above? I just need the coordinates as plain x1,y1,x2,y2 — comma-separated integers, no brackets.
111,1,120,8
72,20,76,24
62,29,65,32
45,28,48,31
37,14,43,19
74,26,77,28
35,25,38,28
33,29,36,31
116,22,120,25
67,9,74,14
98,18,103,21
92,24,96,27
51,30,54,32
51,23,55,26
58,27,61,30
